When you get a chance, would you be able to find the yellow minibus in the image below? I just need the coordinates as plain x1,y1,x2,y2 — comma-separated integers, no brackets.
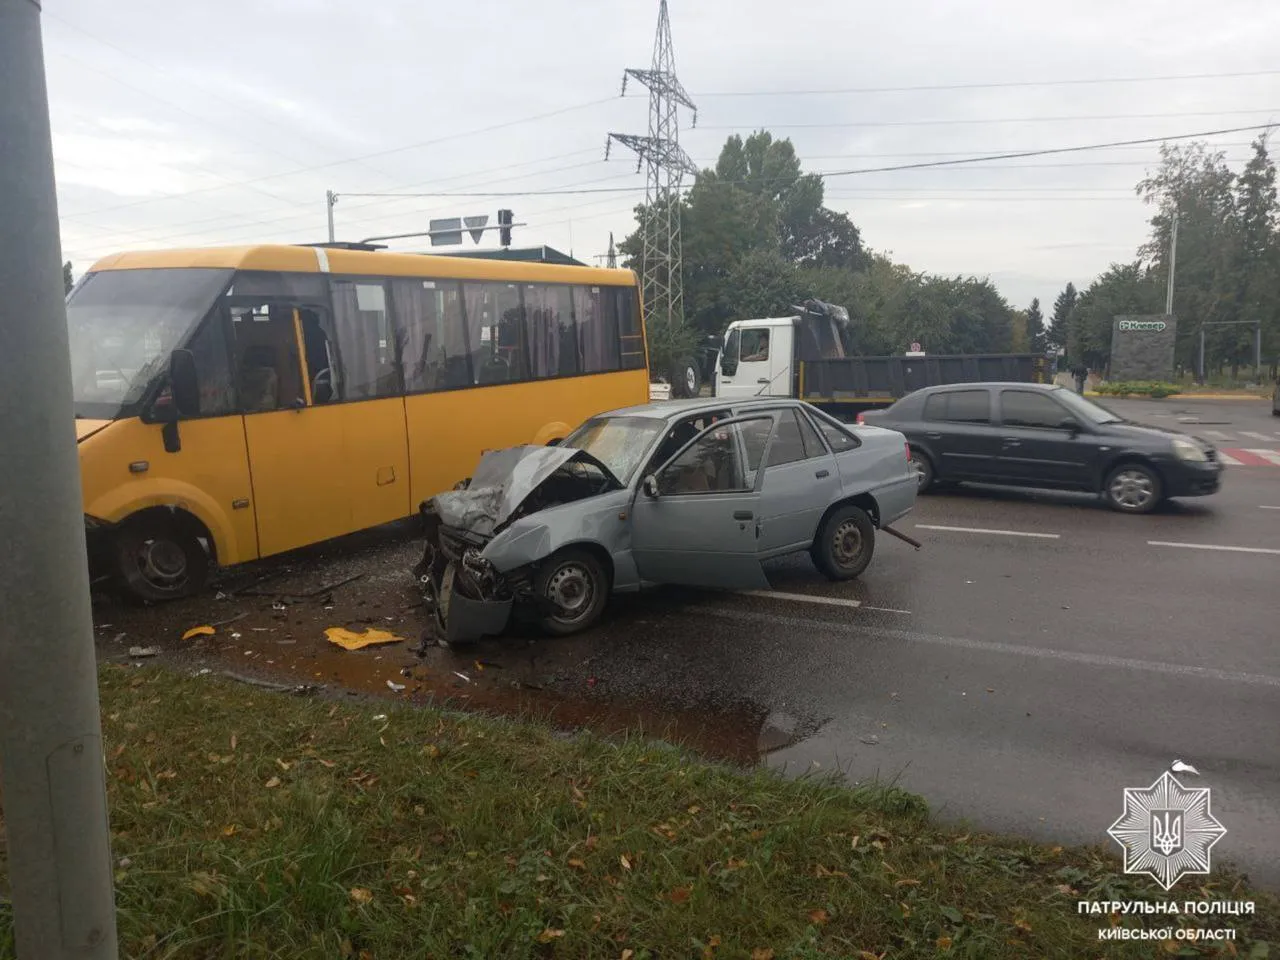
69,243,648,600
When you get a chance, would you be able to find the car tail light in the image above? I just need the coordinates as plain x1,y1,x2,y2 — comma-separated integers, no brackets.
905,442,911,462
855,412,865,424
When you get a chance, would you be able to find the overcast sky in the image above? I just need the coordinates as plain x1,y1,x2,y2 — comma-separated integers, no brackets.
45,0,1280,308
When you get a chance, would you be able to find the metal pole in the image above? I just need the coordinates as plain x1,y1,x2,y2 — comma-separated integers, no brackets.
1165,210,1179,315
0,2,119,957
1198,326,1206,384
1256,322,1263,378
326,190,336,243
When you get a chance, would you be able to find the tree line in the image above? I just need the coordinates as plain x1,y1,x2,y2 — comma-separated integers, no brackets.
622,130,1279,382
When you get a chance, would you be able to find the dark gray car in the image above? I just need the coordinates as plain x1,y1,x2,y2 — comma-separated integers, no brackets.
860,382,1224,513
415,397,918,644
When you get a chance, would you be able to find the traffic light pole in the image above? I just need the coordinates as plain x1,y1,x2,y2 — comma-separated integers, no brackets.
0,1,119,957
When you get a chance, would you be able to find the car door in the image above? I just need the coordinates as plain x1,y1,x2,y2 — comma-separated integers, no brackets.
994,388,1092,488
629,414,772,589
745,407,841,556
717,327,777,399
917,388,1003,480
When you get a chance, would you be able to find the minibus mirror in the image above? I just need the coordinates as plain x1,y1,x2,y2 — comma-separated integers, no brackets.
169,349,200,416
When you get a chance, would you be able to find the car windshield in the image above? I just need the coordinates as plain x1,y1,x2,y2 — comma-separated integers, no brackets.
66,267,232,418
562,415,667,485
1050,386,1123,424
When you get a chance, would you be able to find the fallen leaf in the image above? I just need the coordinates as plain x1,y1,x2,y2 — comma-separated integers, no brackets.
1014,918,1032,933
358,951,373,960
536,929,565,943
751,950,776,960
317,758,335,768
1054,883,1075,895
621,951,634,960
687,804,701,815
568,859,587,870
230,734,237,752
895,878,921,887
473,660,485,672
221,825,238,837
669,886,691,904
264,776,281,789
619,854,632,871
585,836,599,851
349,888,373,905
807,908,829,925
181,625,216,641
276,758,292,771
325,627,403,651
936,936,953,951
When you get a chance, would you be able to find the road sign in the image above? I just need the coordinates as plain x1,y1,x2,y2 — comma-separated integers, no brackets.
428,217,462,246
463,215,489,244
910,341,922,353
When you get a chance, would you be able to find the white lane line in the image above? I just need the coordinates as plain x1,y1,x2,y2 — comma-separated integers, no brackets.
1148,540,1280,555
1260,505,1280,510
742,590,912,615
1240,431,1274,441
1245,448,1280,465
1202,430,1232,440
915,524,1061,540
695,606,1280,689
1217,452,1244,466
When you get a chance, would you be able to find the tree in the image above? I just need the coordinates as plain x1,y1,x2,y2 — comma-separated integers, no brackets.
1231,136,1279,375
1047,283,1076,349
1025,297,1045,352
63,261,73,294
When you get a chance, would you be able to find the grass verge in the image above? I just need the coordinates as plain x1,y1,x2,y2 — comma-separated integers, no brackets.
1,666,1276,959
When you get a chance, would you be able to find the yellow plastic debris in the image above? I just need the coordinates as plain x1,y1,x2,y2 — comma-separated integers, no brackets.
181,625,216,641
325,627,403,651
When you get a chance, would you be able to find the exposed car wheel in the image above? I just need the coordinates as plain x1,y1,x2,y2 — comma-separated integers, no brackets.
670,360,701,398
1103,462,1163,514
812,504,876,581
534,548,609,636
909,448,935,492
114,516,209,602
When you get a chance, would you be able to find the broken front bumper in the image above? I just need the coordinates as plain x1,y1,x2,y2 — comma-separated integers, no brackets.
414,504,521,645
434,560,513,645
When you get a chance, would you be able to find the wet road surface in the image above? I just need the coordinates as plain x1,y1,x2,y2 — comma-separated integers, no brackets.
94,397,1280,886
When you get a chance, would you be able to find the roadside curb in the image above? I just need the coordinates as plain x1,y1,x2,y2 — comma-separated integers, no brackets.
1084,392,1268,401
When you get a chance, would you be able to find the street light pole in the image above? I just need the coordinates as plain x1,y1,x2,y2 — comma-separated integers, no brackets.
326,190,337,243
0,1,119,957
1165,210,1179,315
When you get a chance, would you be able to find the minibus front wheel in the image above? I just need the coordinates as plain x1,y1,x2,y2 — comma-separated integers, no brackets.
113,511,211,602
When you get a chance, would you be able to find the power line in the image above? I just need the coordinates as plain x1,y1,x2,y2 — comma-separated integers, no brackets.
697,107,1280,131
694,68,1280,97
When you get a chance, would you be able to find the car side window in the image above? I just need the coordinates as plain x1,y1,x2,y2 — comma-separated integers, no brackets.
794,407,825,456
739,329,770,362
925,390,990,424
764,410,811,467
658,419,759,495
1001,390,1070,429
807,408,859,453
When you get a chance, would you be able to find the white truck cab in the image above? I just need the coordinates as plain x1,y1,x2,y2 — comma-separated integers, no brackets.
714,316,799,399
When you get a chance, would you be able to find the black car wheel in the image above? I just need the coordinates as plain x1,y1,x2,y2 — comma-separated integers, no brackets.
1103,463,1163,514
909,448,935,492
812,504,876,581
114,516,210,602
670,360,701,398
534,548,610,636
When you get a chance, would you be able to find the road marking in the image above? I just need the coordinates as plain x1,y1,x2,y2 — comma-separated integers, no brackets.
1217,452,1244,466
1240,431,1274,441
915,524,1061,540
694,606,1280,689
1148,540,1280,555
1202,430,1232,440
1259,505,1280,510
742,590,912,615
1245,448,1280,465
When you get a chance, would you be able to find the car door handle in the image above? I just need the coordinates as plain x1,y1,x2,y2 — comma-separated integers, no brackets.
925,432,943,440
756,378,770,384
1003,439,1020,446
815,469,830,478
733,510,754,520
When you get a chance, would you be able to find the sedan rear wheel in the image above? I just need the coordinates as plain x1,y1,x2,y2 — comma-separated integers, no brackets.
534,548,610,636
1103,463,1162,514
812,504,876,581
909,449,935,492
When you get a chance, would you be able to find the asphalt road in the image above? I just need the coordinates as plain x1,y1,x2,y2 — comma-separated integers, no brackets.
564,396,1280,887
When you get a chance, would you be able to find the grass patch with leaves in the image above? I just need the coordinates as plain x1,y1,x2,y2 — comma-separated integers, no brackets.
1,666,1276,958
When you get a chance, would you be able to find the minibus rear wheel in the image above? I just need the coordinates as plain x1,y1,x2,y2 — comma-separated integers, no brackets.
114,514,210,602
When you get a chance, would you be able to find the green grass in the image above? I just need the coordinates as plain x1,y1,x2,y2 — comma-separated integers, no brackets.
1,666,1276,958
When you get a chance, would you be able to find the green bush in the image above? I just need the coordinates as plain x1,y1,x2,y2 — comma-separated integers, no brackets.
1094,380,1181,398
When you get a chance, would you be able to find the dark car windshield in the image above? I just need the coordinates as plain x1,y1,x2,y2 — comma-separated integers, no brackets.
562,416,667,484
66,267,232,418
1050,386,1123,424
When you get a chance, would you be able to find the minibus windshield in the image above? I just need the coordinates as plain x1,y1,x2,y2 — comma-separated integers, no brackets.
67,267,232,419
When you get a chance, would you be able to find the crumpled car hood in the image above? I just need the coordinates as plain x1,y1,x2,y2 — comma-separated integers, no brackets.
430,445,619,539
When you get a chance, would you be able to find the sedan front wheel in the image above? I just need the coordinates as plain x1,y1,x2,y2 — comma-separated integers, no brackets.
1103,462,1163,514
909,449,935,492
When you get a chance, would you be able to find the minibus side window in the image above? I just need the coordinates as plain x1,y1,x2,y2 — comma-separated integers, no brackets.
183,310,236,416
229,303,307,413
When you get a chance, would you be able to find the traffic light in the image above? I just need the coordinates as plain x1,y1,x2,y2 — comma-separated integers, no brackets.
498,208,513,247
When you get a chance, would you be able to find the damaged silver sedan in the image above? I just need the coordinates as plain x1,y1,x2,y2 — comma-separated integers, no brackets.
413,397,918,645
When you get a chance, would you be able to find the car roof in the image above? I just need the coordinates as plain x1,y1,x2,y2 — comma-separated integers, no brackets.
596,396,802,421
910,381,1062,396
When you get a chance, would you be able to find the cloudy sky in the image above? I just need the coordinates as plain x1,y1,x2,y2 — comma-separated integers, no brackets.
45,0,1280,308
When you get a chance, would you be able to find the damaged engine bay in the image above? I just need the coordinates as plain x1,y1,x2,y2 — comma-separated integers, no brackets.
413,445,621,645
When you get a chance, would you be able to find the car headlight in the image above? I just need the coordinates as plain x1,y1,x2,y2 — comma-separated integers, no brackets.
1172,438,1207,462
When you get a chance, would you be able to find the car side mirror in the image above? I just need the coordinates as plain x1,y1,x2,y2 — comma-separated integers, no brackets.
169,349,200,416
1058,418,1081,435
642,474,659,498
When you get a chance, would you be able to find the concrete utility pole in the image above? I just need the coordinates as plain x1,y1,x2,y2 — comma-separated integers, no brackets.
0,1,119,957
1165,209,1179,315
326,189,338,243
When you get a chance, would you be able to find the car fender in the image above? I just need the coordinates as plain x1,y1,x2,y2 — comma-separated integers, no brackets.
1094,450,1166,491
480,490,632,574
